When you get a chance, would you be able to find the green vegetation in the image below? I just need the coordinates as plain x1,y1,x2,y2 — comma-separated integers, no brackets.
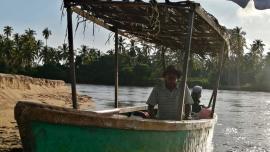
0,26,270,91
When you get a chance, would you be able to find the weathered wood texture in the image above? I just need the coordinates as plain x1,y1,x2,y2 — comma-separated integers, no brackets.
15,101,216,151
68,0,229,56
15,101,216,131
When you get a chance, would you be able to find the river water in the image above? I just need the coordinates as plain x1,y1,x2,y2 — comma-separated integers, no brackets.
77,84,270,152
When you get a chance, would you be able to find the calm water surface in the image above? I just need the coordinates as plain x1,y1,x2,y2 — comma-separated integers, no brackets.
77,84,270,152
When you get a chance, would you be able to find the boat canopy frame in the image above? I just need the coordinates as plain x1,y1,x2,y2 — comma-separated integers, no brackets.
63,0,230,120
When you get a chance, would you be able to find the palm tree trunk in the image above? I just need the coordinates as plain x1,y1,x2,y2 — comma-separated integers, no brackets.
161,46,166,71
236,61,240,89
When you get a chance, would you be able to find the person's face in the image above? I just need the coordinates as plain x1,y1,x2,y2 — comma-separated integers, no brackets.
198,93,201,99
165,73,177,87
192,92,201,99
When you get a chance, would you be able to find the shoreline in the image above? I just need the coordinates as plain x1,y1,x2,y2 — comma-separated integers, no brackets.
0,73,94,151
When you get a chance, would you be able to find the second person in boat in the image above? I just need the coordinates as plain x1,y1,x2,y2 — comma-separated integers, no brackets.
191,86,212,119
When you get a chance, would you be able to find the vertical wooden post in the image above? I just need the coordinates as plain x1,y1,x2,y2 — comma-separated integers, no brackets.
114,28,119,108
211,41,226,118
66,3,78,109
207,93,214,108
178,10,195,120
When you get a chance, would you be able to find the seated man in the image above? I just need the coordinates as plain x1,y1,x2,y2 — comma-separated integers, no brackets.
191,86,211,119
191,85,204,113
146,65,193,120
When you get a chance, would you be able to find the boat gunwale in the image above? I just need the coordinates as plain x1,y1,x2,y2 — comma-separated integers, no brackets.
15,101,216,132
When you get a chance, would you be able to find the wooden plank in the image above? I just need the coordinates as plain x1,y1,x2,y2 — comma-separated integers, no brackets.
94,109,120,114
118,106,148,113
94,106,148,114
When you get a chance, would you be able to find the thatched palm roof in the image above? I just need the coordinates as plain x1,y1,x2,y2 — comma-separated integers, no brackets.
68,0,229,55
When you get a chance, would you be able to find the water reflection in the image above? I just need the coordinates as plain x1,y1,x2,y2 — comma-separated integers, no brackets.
77,84,152,110
77,84,270,152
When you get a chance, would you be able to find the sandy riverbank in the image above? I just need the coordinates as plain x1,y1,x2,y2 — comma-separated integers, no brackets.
0,73,94,151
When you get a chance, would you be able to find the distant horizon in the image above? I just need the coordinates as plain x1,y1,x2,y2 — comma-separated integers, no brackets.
1,0,270,53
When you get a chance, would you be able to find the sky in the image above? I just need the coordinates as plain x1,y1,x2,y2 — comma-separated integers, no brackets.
0,0,270,53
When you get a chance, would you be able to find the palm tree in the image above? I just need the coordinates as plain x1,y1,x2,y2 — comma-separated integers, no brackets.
19,33,39,67
13,33,20,44
128,40,137,65
41,28,51,65
0,34,4,63
3,26,13,39
79,45,89,65
251,39,264,57
154,45,168,71
250,39,265,70
79,45,89,56
42,27,52,47
161,46,166,71
13,33,20,53
229,27,246,89
36,40,44,64
25,28,36,38
60,43,69,65
12,33,22,66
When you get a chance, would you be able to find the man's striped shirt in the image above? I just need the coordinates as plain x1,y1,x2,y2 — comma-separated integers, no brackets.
146,84,193,120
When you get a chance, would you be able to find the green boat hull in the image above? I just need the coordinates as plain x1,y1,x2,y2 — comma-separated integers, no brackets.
15,101,216,152
31,121,213,152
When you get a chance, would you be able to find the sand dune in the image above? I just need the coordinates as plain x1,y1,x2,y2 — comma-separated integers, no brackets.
0,73,94,151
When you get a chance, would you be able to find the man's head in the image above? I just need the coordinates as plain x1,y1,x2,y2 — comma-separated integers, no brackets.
163,65,182,88
191,86,202,99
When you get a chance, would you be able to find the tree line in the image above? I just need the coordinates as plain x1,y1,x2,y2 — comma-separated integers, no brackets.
0,26,270,91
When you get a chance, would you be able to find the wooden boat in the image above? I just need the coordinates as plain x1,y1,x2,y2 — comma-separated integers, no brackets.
15,101,216,152
15,0,229,151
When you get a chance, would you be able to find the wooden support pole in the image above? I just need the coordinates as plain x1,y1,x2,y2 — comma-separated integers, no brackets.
211,41,226,118
66,4,78,109
207,93,214,108
114,28,119,108
178,10,194,120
